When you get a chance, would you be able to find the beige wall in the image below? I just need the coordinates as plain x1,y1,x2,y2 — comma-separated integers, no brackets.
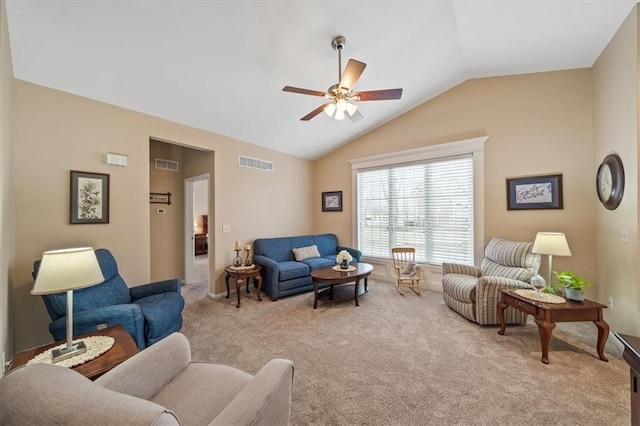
592,6,639,335
11,81,314,351
1,0,14,370
315,69,596,292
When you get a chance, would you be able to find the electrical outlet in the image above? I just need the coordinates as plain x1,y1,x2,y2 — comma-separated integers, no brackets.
620,229,630,243
608,297,614,310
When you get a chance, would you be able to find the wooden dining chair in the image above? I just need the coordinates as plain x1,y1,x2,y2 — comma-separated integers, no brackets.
391,247,423,296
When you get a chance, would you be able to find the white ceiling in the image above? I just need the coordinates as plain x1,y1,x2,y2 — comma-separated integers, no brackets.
5,1,637,160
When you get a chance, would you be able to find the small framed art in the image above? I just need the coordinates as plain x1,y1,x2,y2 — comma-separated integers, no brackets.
322,191,343,212
506,174,563,210
70,170,110,224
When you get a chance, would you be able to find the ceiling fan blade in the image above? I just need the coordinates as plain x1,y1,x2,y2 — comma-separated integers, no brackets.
301,103,329,121
282,86,327,97
348,109,364,123
356,88,403,101
339,59,366,91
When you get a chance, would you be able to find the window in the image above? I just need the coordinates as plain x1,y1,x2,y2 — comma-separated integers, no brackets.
351,137,486,266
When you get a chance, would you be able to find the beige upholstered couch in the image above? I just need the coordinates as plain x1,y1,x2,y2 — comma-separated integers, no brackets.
442,237,541,325
0,333,294,425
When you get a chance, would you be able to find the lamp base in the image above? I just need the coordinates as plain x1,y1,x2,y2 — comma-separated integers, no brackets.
51,340,87,363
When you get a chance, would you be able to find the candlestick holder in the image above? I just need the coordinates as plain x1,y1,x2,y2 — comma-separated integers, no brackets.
233,249,242,267
244,248,252,266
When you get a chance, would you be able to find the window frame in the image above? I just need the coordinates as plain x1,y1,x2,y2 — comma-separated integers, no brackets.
350,136,487,266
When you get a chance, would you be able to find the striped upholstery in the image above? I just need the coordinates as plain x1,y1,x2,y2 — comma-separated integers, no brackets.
442,237,541,325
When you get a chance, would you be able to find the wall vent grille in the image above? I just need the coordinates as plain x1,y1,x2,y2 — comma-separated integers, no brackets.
155,158,179,171
238,155,273,172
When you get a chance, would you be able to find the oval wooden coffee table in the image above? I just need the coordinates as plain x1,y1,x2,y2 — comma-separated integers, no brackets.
311,263,373,309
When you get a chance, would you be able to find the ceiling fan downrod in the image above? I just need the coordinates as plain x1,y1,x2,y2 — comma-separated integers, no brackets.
332,36,346,87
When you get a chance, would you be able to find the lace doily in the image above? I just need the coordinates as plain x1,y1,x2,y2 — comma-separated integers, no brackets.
27,336,115,368
230,264,255,271
515,289,566,304
332,265,356,272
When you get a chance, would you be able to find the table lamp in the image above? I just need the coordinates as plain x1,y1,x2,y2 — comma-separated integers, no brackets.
531,232,572,289
31,247,105,363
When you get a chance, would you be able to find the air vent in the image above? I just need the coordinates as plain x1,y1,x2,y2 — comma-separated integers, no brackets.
155,158,179,172
238,155,273,172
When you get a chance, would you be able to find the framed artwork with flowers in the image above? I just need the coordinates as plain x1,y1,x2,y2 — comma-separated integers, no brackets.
322,191,342,212
70,170,110,224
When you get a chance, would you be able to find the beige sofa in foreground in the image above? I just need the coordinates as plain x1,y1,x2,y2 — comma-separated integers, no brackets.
0,332,294,425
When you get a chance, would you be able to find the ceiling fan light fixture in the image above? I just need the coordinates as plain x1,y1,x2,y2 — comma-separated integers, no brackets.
335,98,348,112
345,102,358,116
334,109,346,120
324,102,337,117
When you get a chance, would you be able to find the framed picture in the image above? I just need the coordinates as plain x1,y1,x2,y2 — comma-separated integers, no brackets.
506,174,563,210
149,192,172,205
322,191,343,212
70,171,110,224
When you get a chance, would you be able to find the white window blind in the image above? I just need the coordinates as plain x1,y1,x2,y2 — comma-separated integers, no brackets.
357,155,473,265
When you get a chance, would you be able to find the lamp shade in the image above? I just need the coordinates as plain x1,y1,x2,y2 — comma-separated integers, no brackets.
31,247,104,295
531,232,572,256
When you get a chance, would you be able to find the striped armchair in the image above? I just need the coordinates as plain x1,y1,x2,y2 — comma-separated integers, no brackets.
442,238,542,325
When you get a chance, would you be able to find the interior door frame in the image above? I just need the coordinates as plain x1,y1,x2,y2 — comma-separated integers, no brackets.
184,173,210,285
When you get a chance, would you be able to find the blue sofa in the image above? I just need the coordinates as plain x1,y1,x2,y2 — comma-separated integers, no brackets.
33,248,184,349
253,233,362,300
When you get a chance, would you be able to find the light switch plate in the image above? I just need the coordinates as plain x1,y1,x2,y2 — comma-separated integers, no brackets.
620,229,630,243
222,225,231,232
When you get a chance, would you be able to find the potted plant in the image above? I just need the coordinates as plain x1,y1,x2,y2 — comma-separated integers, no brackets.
553,270,591,302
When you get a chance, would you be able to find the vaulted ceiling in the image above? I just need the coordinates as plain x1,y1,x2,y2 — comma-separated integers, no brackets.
5,1,636,159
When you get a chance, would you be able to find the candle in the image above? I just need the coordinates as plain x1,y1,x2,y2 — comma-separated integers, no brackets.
245,244,251,250
235,241,241,250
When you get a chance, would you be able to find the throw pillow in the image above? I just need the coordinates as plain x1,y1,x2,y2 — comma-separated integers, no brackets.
401,261,418,276
292,245,321,261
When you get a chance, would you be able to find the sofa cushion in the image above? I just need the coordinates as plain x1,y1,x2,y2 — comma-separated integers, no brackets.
253,237,294,262
278,261,310,281
441,273,477,303
292,245,321,261
300,257,334,271
314,234,339,257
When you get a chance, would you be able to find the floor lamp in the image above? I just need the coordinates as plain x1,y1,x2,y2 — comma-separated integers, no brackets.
31,247,105,363
531,232,572,290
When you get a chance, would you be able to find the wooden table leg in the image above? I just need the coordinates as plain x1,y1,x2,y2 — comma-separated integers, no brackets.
354,278,360,307
255,276,263,302
313,280,319,309
594,318,610,362
246,278,250,294
497,298,507,335
236,279,242,308
225,273,231,299
364,277,368,293
534,318,556,364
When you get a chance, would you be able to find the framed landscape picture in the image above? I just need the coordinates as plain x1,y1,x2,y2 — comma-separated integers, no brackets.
322,191,342,212
70,170,110,224
506,174,563,210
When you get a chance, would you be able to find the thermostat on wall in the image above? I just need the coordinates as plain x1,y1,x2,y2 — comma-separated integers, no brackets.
156,208,166,215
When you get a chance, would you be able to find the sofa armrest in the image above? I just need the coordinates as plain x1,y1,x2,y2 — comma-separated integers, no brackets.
130,278,181,300
211,359,294,426
96,332,192,400
337,246,362,262
442,263,480,277
253,255,280,300
475,276,533,325
49,304,146,349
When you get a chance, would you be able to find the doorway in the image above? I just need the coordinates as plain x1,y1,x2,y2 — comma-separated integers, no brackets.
184,173,210,302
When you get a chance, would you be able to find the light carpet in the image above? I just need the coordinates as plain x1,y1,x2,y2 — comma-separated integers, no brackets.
181,280,629,425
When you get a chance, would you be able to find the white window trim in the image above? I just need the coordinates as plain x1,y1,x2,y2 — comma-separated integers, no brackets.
350,136,487,267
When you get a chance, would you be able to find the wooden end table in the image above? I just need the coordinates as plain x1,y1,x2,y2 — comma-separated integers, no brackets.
224,264,263,308
497,289,609,364
310,263,373,309
9,324,138,380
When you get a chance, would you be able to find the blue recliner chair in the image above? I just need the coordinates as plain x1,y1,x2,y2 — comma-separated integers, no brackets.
33,248,184,349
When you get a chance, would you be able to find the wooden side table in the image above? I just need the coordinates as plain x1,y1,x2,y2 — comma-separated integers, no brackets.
615,333,640,425
224,264,263,308
9,324,138,380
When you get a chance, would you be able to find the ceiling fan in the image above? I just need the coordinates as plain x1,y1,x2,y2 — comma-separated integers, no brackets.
282,36,403,122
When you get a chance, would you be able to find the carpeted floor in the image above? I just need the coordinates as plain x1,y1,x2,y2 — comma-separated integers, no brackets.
181,280,629,425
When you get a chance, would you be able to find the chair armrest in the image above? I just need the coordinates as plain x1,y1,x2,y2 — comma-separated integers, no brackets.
253,255,280,299
442,263,480,277
49,305,146,349
96,332,192,400
130,278,182,301
337,246,362,262
211,359,294,426
475,276,533,324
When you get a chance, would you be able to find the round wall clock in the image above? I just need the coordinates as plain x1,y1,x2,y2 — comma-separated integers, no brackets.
596,153,624,210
